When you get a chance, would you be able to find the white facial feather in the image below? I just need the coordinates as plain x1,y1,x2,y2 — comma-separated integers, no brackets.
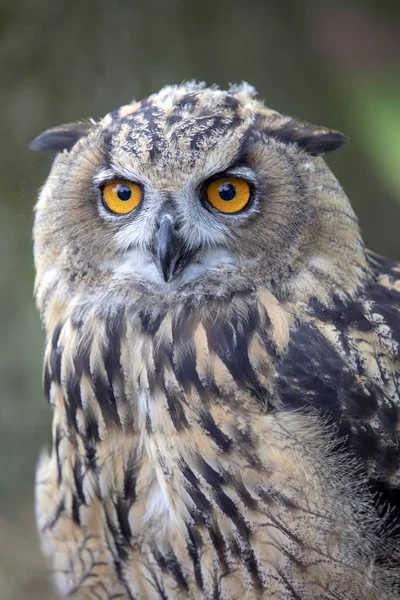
107,247,239,287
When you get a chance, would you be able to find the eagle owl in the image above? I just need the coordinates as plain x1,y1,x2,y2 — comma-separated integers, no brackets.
30,82,400,599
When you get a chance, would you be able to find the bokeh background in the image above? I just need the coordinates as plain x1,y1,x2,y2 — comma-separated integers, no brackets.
1,1,400,598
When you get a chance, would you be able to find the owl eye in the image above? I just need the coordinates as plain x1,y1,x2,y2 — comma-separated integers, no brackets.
102,180,142,214
206,177,251,214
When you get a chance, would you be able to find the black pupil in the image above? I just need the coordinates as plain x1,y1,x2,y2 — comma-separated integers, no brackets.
117,185,132,201
218,183,236,201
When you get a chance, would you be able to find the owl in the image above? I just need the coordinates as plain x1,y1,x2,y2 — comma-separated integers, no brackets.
30,82,400,600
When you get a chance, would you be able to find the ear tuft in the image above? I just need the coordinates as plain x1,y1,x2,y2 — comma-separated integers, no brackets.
263,119,349,156
29,120,95,152
295,130,349,156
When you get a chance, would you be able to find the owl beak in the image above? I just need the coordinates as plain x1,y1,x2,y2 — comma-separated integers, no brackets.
155,215,192,282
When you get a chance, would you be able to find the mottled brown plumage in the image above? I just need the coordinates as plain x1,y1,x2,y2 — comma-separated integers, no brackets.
31,82,400,599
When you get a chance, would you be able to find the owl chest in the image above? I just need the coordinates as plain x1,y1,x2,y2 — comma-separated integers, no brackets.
53,300,275,536
98,346,252,540
133,388,189,527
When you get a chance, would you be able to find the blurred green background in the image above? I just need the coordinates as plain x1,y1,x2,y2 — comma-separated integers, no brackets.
1,1,400,598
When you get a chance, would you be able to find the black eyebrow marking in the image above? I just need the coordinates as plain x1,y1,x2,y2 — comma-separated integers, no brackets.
223,127,256,171
102,129,114,168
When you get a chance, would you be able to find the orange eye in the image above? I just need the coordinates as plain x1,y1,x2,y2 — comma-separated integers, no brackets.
102,180,142,214
206,178,251,213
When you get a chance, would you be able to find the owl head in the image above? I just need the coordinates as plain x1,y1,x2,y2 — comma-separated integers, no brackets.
31,82,367,317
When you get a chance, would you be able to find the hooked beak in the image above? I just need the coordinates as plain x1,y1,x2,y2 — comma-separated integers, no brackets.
155,216,194,282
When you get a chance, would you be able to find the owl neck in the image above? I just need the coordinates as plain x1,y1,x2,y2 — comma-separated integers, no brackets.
40,254,371,447
43,284,289,428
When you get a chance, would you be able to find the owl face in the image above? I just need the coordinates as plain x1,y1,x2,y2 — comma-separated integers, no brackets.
32,82,363,309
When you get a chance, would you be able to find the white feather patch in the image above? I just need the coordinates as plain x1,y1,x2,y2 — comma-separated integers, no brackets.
106,247,239,288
